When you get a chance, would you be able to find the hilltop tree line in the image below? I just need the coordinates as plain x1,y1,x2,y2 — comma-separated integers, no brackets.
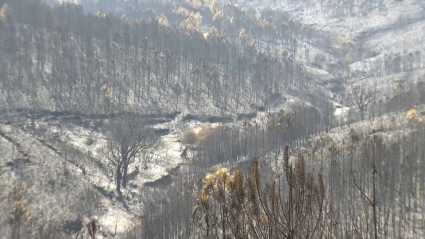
82,0,425,125
1,0,422,123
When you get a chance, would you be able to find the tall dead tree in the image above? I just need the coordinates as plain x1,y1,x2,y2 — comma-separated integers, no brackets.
106,115,157,194
350,85,374,121
351,135,388,239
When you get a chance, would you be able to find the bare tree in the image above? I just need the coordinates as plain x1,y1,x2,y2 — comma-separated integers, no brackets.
106,115,157,194
350,136,389,239
350,85,374,121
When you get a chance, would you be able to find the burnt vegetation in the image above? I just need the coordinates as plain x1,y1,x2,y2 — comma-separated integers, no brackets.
0,0,424,238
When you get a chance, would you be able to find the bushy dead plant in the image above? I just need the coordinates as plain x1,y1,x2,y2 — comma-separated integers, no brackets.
192,146,336,238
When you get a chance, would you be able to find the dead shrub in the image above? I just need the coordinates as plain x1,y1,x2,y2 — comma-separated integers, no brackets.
197,124,215,144
182,129,198,145
407,109,417,121
84,137,95,146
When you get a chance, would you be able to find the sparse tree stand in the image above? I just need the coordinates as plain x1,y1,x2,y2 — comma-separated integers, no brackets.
106,115,157,194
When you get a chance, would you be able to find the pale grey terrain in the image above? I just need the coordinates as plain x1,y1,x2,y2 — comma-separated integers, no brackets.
0,0,424,238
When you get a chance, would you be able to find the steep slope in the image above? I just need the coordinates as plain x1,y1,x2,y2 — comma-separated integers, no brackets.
245,0,424,104
0,0,329,117
222,0,424,116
